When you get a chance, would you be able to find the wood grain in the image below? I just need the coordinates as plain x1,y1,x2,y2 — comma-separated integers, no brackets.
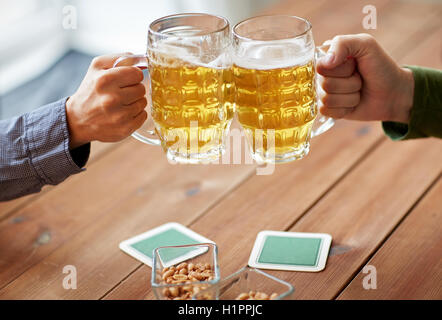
0,137,255,292
337,177,442,299
0,141,123,220
400,26,442,69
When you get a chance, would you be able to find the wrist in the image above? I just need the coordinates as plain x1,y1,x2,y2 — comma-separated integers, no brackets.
65,96,90,149
390,67,414,124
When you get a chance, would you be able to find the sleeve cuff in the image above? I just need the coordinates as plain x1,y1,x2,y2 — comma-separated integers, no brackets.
382,65,441,141
70,142,91,168
25,97,89,185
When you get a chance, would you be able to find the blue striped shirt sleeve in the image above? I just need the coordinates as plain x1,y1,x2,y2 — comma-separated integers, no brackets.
0,97,90,201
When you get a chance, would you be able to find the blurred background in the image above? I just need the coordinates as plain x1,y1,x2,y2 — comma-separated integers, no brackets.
0,0,440,121
0,0,277,120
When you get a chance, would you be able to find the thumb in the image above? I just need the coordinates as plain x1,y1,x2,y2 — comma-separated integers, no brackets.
321,33,375,69
91,52,134,69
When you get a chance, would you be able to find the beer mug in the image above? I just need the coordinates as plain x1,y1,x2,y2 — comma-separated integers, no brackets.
114,13,234,163
232,15,335,164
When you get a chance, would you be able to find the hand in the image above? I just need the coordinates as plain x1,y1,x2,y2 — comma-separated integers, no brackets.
316,33,414,124
66,54,148,149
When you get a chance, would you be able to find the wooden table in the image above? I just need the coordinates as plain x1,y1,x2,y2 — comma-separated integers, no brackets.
0,0,441,300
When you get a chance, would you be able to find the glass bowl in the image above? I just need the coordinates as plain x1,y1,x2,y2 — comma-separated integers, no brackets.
151,243,220,300
193,267,294,300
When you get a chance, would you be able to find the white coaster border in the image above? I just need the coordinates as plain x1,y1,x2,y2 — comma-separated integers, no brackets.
248,230,332,272
119,222,214,268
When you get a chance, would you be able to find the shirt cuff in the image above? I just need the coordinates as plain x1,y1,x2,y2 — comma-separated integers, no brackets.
382,65,442,141
25,97,90,185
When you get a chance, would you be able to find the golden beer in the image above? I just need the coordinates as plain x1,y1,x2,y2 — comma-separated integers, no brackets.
149,56,234,158
233,60,317,160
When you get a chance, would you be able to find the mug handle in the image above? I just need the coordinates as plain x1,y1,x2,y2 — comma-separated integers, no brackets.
113,54,161,146
311,45,335,137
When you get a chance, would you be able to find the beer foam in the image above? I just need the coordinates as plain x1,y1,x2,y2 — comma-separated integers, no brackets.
149,37,231,69
233,41,314,70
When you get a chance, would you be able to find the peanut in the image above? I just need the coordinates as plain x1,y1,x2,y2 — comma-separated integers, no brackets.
169,287,179,297
162,269,175,280
176,262,187,270
173,274,188,281
235,291,278,300
236,293,249,300
159,261,215,300
162,288,170,297
182,285,193,292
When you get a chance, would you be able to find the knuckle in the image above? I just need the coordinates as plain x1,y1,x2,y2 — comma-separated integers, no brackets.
96,73,114,90
138,83,147,96
102,94,121,108
321,93,332,107
137,97,148,109
319,106,332,117
128,67,144,83
91,57,102,68
359,33,375,44
121,125,133,137
332,35,344,43
321,78,334,92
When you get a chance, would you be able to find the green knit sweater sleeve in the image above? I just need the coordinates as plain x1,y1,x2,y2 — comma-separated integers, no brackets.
382,66,442,140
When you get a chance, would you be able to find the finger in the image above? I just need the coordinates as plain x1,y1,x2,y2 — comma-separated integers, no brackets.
130,110,148,131
318,33,376,69
319,106,354,119
317,57,356,77
319,73,362,94
91,52,133,69
125,97,148,117
120,83,146,104
321,92,360,108
103,66,144,88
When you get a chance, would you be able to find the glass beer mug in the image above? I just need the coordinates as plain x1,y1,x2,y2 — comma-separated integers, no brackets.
114,13,234,164
232,15,335,164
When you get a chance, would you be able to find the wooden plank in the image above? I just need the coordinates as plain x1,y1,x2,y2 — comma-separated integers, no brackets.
399,26,442,69
0,136,255,291
306,0,393,45
370,1,441,60
0,141,123,220
337,177,442,299
104,120,384,300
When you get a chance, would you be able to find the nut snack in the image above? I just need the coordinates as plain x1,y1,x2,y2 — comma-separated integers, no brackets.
235,291,279,300
161,262,215,300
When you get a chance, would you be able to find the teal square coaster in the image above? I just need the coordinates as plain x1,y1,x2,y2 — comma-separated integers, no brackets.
258,236,322,266
249,231,332,272
119,222,213,267
130,228,199,261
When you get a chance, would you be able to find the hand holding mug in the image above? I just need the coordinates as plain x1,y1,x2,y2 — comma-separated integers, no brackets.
66,54,148,149
317,33,414,123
